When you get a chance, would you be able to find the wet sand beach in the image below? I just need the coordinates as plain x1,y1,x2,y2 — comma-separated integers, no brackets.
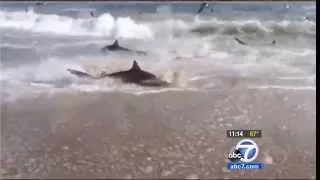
1,88,316,179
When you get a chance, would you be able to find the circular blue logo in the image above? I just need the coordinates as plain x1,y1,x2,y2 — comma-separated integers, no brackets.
235,139,259,163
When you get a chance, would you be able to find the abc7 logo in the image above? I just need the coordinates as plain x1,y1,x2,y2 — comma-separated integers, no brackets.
228,139,259,163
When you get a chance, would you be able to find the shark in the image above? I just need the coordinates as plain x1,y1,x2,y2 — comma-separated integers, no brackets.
67,60,171,87
101,40,148,55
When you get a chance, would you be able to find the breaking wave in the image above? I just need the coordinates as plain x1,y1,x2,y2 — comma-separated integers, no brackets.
0,9,315,39
0,9,154,39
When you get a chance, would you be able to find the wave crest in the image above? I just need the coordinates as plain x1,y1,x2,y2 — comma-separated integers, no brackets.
0,10,315,39
0,10,154,39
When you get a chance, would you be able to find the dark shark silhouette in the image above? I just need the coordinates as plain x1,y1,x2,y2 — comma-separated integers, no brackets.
234,37,277,46
101,40,147,55
197,2,209,14
90,11,95,17
35,2,45,6
67,60,169,87
234,37,247,45
304,16,311,21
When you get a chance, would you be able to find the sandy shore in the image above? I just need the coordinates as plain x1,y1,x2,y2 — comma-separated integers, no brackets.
0,88,316,179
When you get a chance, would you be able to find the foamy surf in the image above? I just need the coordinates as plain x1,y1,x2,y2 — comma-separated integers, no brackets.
131,87,203,95
0,2,316,102
276,76,316,80
0,7,315,38
248,85,316,91
0,10,154,39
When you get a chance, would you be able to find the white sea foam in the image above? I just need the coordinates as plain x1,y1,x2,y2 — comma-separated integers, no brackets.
248,85,316,91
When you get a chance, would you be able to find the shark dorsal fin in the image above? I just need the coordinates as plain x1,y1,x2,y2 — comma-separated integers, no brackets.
131,60,141,71
113,40,119,47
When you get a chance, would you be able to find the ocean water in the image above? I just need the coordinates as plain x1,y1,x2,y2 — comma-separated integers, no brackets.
0,2,316,179
0,2,316,102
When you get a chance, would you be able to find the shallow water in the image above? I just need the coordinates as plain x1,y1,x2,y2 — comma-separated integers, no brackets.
0,2,316,101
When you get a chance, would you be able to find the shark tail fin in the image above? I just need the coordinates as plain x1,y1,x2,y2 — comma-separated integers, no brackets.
67,68,96,79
